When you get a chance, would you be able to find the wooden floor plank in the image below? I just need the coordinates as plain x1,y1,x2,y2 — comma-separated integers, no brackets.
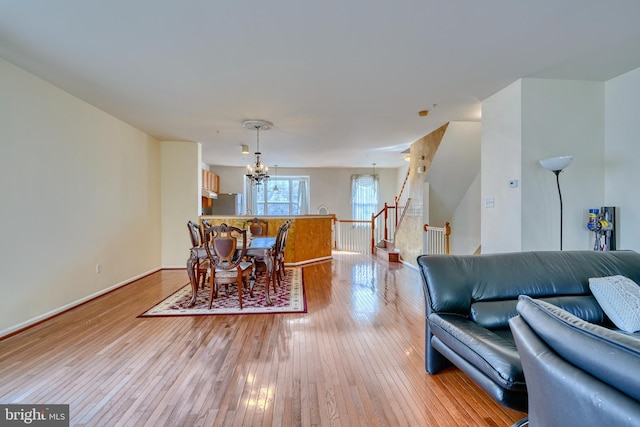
0,252,525,426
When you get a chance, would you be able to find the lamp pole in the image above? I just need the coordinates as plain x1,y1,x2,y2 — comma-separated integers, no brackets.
552,169,564,250
539,156,573,251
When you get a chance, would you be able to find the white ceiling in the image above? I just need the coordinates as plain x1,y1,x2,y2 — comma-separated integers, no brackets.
2,1,640,168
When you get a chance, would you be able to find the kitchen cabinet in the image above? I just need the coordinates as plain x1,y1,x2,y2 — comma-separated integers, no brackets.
202,169,219,194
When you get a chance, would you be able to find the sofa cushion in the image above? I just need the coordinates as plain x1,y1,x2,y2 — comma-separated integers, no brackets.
470,295,604,329
428,313,525,390
589,275,640,333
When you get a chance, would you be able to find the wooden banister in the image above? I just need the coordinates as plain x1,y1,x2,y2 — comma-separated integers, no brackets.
394,167,410,207
423,222,451,255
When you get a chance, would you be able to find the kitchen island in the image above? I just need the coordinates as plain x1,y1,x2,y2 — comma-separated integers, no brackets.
200,215,333,265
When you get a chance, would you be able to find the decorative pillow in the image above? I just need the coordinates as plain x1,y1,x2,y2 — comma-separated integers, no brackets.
589,275,640,333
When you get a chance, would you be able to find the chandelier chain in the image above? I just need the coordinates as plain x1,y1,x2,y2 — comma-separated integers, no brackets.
245,120,272,185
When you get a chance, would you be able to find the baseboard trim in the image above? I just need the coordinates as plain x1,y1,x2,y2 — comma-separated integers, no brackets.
401,260,419,271
285,255,333,267
0,267,161,341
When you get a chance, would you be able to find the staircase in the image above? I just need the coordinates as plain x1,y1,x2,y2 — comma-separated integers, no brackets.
370,169,410,263
375,239,400,262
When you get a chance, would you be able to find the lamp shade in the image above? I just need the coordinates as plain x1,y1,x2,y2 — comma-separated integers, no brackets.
539,156,573,172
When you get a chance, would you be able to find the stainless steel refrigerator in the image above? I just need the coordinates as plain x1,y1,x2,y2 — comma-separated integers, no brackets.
207,193,243,215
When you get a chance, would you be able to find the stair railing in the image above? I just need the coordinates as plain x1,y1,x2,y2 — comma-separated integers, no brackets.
423,222,451,255
396,197,411,231
394,167,410,226
332,202,399,254
371,202,401,253
333,218,373,253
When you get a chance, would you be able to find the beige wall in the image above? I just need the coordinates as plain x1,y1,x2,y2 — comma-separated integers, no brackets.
0,59,162,335
161,141,201,267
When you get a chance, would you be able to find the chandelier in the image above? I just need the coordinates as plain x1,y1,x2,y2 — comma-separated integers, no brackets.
243,120,272,185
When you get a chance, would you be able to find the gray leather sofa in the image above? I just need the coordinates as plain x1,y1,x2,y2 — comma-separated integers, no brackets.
417,250,640,412
510,296,640,426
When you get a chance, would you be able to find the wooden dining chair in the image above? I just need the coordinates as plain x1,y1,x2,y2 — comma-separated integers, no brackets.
203,223,254,309
247,217,268,237
272,219,292,287
245,217,269,273
187,220,209,289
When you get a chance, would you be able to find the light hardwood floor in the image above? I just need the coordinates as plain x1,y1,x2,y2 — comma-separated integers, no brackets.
0,252,525,426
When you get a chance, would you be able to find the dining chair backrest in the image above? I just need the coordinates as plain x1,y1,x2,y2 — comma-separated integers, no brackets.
275,220,292,259
274,223,286,253
187,221,203,247
204,223,247,270
283,220,292,247
270,220,292,285
247,217,268,237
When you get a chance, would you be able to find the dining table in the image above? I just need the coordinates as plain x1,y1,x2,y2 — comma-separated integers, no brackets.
186,236,277,307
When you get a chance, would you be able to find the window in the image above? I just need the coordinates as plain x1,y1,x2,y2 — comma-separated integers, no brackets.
246,176,310,215
351,174,379,221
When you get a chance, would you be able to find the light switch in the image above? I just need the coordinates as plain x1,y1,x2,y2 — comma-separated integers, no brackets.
485,197,495,208
508,179,519,188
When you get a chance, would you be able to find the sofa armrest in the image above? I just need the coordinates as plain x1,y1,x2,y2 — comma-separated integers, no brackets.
429,313,525,391
514,295,640,402
510,314,640,426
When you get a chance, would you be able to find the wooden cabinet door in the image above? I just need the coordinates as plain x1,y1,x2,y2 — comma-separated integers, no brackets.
212,173,219,193
202,169,208,191
202,170,220,193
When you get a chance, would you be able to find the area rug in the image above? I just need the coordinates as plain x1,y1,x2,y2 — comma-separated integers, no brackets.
139,267,306,317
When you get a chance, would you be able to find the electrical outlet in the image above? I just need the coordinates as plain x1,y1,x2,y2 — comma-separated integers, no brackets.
96,264,101,273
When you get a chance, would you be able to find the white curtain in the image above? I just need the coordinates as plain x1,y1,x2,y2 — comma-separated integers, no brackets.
351,174,379,220
297,179,309,214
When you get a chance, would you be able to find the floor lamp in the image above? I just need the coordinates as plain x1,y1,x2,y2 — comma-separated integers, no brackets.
539,156,573,250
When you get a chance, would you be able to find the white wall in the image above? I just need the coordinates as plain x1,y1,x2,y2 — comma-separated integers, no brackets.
397,165,409,198
450,173,481,254
481,78,605,253
0,59,162,335
521,79,604,251
605,67,640,251
426,121,481,227
210,165,400,219
481,80,523,253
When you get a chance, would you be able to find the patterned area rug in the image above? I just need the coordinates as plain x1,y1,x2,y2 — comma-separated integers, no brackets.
139,267,306,316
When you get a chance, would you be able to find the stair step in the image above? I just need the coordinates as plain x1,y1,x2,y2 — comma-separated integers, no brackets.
376,239,395,249
375,245,400,263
